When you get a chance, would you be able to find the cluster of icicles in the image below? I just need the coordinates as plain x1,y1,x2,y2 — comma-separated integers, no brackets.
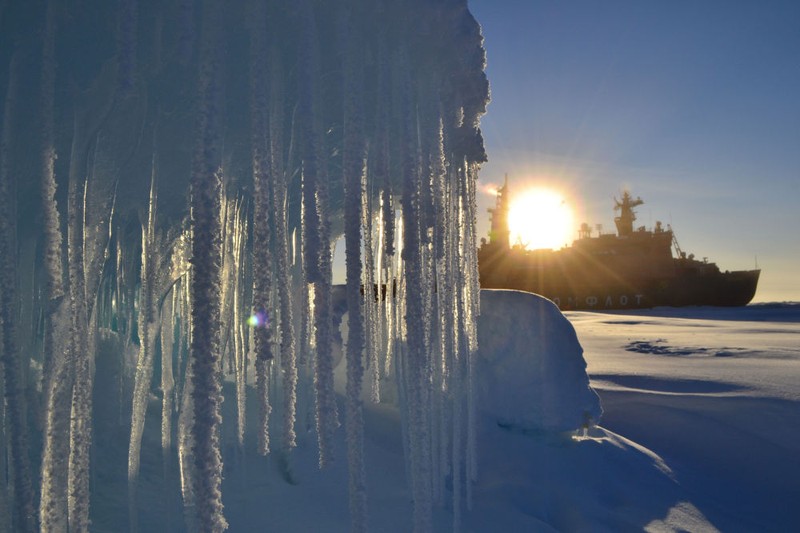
0,0,489,532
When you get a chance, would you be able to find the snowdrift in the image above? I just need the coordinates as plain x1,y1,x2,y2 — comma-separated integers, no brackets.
476,289,602,433
333,287,602,434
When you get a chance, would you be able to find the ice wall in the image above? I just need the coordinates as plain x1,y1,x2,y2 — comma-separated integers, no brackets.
0,1,489,532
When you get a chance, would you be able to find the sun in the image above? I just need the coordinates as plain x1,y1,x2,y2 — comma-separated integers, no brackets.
508,188,574,250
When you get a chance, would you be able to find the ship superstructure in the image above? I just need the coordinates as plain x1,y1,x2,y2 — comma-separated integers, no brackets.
478,182,760,309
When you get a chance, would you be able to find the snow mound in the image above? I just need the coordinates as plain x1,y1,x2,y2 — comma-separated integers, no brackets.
476,289,602,433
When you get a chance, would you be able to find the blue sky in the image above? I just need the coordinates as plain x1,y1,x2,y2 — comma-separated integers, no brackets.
468,0,800,302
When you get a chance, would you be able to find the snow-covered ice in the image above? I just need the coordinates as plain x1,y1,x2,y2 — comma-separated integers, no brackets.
475,290,601,433
571,302,800,532
86,290,799,531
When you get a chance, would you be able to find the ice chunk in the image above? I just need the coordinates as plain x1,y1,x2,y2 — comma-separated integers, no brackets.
476,290,602,434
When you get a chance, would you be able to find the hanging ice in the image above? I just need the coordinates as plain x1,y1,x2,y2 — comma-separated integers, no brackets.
0,0,489,531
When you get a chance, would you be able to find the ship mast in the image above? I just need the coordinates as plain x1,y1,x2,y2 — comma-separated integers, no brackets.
613,191,643,237
488,174,511,249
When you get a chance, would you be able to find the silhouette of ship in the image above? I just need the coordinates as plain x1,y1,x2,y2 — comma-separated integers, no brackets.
478,178,760,309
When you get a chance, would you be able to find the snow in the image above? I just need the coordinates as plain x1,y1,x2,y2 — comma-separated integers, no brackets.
570,303,800,531
475,290,601,433
85,290,799,531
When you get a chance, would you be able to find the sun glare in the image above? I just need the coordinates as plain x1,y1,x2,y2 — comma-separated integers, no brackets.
508,188,574,250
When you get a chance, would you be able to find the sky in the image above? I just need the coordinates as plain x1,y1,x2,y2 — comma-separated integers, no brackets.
467,0,800,302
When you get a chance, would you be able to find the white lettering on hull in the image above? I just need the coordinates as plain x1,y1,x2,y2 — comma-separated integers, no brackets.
550,294,645,309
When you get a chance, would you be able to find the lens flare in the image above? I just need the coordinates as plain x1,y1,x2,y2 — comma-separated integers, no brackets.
508,188,574,250
248,310,269,328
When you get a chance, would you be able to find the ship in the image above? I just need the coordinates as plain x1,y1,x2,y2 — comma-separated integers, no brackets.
477,178,760,310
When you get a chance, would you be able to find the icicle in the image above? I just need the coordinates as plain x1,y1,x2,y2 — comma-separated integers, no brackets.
396,46,434,533
128,154,160,532
441,168,459,510
39,308,72,533
39,302,72,533
39,0,63,306
364,178,380,403
66,123,92,533
174,274,193,530
250,0,274,458
67,344,93,533
367,44,388,403
312,266,337,469
231,200,248,448
297,0,338,469
297,276,316,436
177,351,196,532
298,0,322,285
162,282,177,462
429,113,452,508
464,163,481,506
218,194,244,444
256,355,273,457
188,0,227,529
0,49,37,533
0,2,495,531
269,47,298,455
374,196,388,386
298,215,312,366
252,160,273,439
218,194,232,374
37,10,71,525
159,284,178,533
382,188,395,258
342,6,368,527
377,42,395,261
82,132,117,321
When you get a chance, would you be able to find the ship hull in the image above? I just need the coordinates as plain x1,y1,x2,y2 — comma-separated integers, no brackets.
654,269,761,308
478,246,760,310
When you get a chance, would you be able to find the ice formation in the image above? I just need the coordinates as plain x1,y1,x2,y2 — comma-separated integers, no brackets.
0,0,489,531
476,291,602,433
